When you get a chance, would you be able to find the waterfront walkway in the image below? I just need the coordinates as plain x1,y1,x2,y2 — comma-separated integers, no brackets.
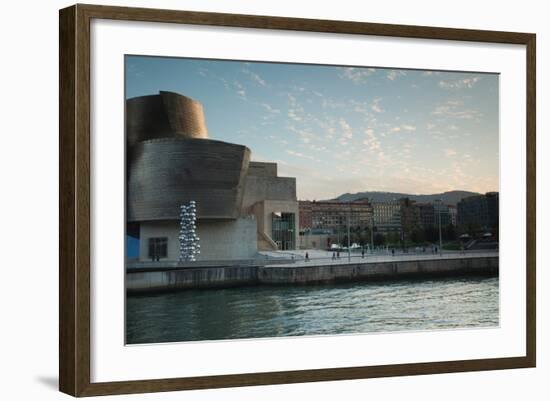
127,250,498,292
262,249,498,268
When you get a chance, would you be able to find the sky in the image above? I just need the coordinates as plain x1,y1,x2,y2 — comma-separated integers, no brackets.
126,55,499,201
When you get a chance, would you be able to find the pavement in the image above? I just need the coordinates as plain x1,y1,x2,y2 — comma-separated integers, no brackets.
261,249,499,268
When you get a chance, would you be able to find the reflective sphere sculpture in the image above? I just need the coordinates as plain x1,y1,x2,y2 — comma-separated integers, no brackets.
178,201,201,262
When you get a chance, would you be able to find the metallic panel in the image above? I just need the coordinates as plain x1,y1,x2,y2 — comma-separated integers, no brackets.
126,91,208,146
128,138,250,221
160,91,208,139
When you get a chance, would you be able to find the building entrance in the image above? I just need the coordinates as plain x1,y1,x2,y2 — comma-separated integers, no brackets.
272,212,295,250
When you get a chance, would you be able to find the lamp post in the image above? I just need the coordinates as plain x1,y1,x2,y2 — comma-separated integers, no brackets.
347,204,351,262
436,199,443,256
370,214,374,254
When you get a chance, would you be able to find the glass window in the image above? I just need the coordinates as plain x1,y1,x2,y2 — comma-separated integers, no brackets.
148,237,168,259
272,212,296,250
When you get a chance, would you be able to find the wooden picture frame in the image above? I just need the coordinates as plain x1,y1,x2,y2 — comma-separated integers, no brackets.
59,3,536,397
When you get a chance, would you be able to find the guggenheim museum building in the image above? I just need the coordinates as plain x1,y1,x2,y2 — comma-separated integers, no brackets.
126,91,298,262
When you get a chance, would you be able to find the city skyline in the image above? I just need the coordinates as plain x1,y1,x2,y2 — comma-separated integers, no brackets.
126,56,499,200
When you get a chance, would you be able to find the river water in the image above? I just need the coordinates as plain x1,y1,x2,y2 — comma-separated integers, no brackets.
126,277,499,344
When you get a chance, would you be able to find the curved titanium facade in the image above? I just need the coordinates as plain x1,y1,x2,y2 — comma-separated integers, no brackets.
127,138,251,222
126,91,208,146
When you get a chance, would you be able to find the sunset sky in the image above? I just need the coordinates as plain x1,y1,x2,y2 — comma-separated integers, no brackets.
126,56,499,201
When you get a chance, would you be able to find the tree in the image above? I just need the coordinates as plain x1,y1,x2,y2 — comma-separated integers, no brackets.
443,224,456,241
386,232,400,245
423,226,437,242
410,228,424,244
358,228,369,246
374,233,386,246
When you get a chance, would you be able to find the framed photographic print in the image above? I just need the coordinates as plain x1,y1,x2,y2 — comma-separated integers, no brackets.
59,4,536,397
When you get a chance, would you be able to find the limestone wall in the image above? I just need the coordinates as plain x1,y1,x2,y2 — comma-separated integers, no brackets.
242,175,297,209
139,217,258,262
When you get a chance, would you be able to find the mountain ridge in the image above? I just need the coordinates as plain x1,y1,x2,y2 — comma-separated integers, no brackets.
324,190,484,206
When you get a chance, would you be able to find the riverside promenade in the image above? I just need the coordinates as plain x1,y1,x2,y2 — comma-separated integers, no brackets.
260,249,496,266
126,250,498,293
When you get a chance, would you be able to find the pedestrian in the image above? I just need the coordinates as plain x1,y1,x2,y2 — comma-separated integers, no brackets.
361,249,365,258
391,248,395,256
332,251,336,260
305,252,309,262
337,250,340,259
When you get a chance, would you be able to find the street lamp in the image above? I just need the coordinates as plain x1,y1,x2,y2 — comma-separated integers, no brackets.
370,214,374,254
347,203,351,262
436,199,443,256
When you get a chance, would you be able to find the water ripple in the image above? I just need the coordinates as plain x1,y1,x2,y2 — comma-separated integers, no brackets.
126,277,499,344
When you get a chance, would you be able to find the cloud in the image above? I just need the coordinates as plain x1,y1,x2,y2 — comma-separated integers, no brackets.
126,62,145,78
386,70,407,81
338,67,376,84
319,119,337,140
286,93,304,121
439,76,482,89
242,68,267,86
446,100,463,106
285,149,319,162
390,124,416,133
422,71,442,77
306,143,327,152
262,103,280,114
349,99,370,114
432,100,483,120
286,149,305,157
232,80,246,99
268,135,289,146
288,125,314,144
371,98,384,113
339,119,353,144
291,85,306,92
288,109,302,121
444,148,457,157
321,98,346,110
362,128,380,151
213,75,226,89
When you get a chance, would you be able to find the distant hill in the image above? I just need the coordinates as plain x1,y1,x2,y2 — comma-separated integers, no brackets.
330,190,481,206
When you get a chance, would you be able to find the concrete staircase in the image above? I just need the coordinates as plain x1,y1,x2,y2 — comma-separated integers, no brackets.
257,230,278,251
